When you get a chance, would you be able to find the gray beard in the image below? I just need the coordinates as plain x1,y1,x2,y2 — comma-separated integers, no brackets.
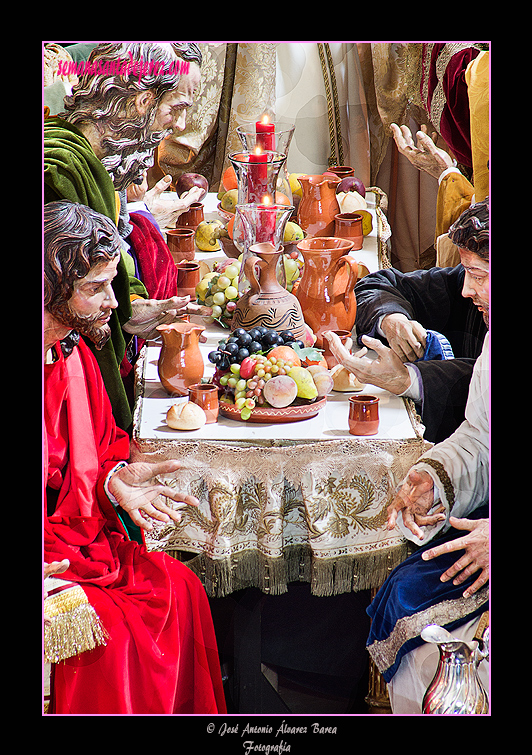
101,127,170,191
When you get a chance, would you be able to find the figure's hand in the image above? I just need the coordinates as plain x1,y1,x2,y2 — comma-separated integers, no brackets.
143,175,204,228
387,468,444,540
390,123,454,179
127,171,148,202
421,517,489,598
380,313,427,362
123,297,213,340
44,559,70,624
323,332,411,395
123,297,190,339
44,559,70,580
107,460,199,531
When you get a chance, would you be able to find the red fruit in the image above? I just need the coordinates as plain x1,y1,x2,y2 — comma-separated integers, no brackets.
240,357,257,379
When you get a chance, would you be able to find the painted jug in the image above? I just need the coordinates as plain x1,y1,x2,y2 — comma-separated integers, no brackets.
232,242,307,340
296,236,358,348
156,321,205,396
296,174,341,237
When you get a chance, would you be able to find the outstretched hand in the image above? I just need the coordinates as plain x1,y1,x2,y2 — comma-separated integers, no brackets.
108,460,199,531
144,175,204,228
323,331,411,395
390,123,454,180
421,517,489,598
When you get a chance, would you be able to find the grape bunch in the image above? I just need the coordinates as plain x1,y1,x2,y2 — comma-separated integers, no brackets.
208,328,304,420
196,261,241,324
208,327,303,372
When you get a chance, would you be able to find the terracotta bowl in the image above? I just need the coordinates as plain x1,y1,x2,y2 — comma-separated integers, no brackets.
218,397,327,424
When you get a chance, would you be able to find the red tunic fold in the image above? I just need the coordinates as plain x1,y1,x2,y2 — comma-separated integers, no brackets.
44,339,226,714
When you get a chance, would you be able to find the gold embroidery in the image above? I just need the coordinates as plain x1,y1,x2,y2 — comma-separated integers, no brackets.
417,456,455,508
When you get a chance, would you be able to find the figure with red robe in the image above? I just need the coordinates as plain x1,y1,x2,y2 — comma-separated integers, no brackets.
43,199,226,715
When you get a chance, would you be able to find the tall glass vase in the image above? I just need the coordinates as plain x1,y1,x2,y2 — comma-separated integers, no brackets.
236,122,295,202
229,150,287,206
234,203,295,294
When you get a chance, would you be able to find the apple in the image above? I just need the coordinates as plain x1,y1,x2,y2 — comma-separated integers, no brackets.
174,172,209,199
336,176,366,198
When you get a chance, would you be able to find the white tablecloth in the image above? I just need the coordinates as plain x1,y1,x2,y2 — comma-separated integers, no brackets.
130,191,430,597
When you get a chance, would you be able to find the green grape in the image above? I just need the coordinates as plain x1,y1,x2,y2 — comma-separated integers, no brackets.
225,285,239,301
212,291,227,306
217,275,231,289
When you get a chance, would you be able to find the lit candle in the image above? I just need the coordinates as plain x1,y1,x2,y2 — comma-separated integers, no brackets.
248,146,268,203
256,196,277,243
256,114,275,152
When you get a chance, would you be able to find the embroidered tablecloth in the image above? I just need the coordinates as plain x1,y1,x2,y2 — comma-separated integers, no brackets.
130,189,430,597
131,429,430,597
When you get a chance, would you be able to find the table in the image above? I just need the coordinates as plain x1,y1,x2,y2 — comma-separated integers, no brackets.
131,192,431,600
162,188,392,276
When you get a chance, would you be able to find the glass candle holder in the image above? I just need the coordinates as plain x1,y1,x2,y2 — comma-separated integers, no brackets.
229,150,287,206
234,202,295,294
236,122,295,201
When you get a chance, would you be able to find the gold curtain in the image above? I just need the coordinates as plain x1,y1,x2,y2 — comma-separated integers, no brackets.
153,43,277,192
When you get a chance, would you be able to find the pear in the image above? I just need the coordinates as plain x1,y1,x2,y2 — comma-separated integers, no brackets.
288,366,318,400
195,220,224,251
220,189,239,214
283,221,304,243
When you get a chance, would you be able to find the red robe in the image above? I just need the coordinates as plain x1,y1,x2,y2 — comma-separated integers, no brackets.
44,338,226,715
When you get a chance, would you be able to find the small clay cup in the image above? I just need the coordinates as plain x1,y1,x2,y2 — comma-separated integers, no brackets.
188,383,219,423
178,202,204,230
334,213,363,251
327,165,355,179
167,227,195,263
322,329,352,368
176,261,200,298
348,394,379,436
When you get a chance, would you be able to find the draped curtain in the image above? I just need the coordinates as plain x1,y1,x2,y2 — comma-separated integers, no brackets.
45,41,482,272
155,41,444,271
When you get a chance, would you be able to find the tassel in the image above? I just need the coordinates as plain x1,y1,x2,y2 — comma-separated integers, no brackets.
44,580,108,663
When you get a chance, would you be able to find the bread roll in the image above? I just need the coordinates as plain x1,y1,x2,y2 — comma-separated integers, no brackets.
330,364,364,392
166,401,206,430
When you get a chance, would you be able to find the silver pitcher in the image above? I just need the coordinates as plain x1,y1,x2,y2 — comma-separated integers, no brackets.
421,624,489,714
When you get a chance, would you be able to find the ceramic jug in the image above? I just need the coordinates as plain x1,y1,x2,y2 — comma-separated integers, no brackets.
421,624,489,715
296,236,358,348
156,321,205,396
296,174,341,237
232,242,307,340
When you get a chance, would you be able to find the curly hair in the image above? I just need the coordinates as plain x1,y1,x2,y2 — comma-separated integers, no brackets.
62,42,202,131
43,200,121,309
448,197,489,261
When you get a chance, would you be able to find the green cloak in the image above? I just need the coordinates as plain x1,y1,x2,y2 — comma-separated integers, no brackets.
44,116,147,432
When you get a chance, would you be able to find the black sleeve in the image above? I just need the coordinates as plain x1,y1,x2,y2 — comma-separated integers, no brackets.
415,357,477,443
354,265,468,346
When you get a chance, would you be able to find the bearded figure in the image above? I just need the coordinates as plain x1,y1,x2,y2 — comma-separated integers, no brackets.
61,42,203,191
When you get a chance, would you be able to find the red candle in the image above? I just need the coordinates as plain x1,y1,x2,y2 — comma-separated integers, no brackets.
256,198,277,243
256,115,275,152
248,147,268,203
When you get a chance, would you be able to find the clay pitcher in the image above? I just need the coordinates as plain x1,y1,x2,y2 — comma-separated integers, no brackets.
156,321,205,396
297,174,341,237
296,237,358,348
232,242,307,340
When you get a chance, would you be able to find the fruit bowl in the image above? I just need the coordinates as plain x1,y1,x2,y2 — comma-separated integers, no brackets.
217,202,234,222
218,397,327,423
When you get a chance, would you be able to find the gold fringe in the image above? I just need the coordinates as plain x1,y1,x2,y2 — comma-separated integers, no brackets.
44,583,108,663
174,542,412,598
